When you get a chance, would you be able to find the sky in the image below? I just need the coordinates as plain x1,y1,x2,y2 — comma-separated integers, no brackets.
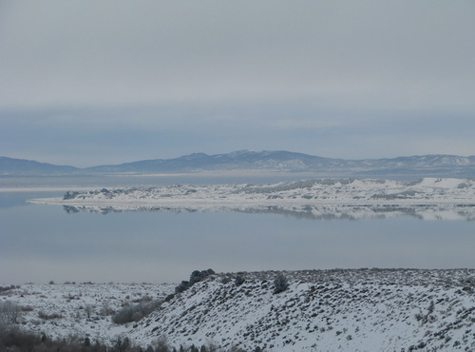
1,1,474,167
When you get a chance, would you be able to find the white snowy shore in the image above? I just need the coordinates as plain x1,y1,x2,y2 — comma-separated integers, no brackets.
29,178,475,220
2,269,475,351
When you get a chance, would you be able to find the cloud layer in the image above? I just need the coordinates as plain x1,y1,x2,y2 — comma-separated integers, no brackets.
1,1,474,166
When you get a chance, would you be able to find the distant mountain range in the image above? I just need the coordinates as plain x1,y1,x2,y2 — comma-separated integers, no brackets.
2,150,475,178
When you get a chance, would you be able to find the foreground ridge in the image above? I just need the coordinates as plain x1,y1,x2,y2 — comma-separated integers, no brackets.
129,269,475,351
2,269,475,351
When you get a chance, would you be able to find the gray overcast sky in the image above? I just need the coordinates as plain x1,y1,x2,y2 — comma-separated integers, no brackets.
1,1,474,167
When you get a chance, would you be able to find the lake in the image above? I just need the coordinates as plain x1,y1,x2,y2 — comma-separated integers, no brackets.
1,176,475,285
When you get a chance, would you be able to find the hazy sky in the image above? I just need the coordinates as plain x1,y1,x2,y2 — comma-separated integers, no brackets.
1,1,474,167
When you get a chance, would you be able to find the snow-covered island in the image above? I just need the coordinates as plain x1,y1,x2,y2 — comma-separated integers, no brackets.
30,178,475,220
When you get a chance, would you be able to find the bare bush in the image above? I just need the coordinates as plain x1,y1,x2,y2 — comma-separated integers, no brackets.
0,301,22,324
0,285,19,295
152,335,171,352
0,329,136,352
38,311,63,320
234,275,245,286
100,299,116,316
175,269,215,294
112,299,163,325
273,273,289,294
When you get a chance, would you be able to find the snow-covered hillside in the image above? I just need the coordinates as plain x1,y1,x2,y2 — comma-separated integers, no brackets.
2,269,475,351
30,178,475,220
0,282,174,346
129,269,475,351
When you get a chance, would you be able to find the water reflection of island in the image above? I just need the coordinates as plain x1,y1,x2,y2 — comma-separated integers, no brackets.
62,203,475,221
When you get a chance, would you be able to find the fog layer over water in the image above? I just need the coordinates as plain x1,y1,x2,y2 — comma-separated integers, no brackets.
1,176,474,284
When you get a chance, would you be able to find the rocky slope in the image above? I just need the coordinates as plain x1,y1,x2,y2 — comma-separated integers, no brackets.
2,269,475,351
128,269,475,351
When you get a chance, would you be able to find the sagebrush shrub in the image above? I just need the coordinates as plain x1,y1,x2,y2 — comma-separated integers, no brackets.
273,273,289,294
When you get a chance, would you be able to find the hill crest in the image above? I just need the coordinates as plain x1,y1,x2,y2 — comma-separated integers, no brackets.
2,151,475,178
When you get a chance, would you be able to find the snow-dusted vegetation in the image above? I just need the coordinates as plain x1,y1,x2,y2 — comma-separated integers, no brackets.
31,178,475,220
2,269,475,351
0,282,174,347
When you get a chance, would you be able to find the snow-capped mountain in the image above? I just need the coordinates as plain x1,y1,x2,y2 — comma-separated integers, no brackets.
2,151,475,178
81,151,475,177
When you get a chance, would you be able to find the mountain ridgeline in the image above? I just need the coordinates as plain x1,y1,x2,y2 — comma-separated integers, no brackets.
2,151,475,178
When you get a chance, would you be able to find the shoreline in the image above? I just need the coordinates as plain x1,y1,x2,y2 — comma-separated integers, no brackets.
0,187,97,192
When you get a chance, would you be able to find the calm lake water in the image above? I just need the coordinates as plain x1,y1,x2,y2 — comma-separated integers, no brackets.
1,176,475,285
